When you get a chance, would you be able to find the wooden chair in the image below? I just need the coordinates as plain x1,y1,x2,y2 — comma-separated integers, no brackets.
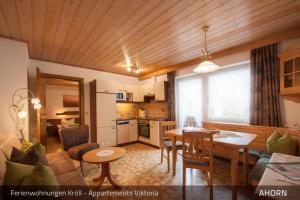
160,121,184,172
182,130,214,200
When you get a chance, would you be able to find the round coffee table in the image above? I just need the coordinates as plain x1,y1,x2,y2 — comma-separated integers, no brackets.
83,147,126,189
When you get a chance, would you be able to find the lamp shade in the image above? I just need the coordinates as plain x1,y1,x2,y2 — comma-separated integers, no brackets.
31,97,40,105
33,103,41,109
193,60,220,73
17,110,27,119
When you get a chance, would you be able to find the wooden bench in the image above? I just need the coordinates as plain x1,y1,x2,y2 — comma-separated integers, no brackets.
202,121,300,164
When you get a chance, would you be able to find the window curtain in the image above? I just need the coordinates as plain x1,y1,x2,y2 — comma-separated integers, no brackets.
167,71,176,121
250,43,282,127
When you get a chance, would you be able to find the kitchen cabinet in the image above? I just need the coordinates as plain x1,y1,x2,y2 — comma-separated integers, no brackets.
129,120,138,142
139,83,155,102
279,44,300,95
96,93,116,127
150,120,160,146
97,126,116,147
115,82,124,92
155,81,167,101
124,84,140,102
96,79,117,93
90,80,117,146
117,121,130,144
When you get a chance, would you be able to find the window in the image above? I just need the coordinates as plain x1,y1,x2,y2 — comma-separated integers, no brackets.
176,63,250,127
176,76,203,128
207,65,250,123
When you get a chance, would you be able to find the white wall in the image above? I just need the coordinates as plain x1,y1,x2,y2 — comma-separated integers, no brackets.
0,38,29,139
46,85,79,119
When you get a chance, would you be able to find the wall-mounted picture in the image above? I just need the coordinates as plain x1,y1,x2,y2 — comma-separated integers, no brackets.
63,95,79,107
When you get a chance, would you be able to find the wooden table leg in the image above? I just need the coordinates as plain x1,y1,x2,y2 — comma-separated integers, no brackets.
231,150,238,200
243,148,249,185
172,136,177,176
93,162,121,190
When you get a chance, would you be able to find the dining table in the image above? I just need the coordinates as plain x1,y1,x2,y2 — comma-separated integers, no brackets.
165,127,257,200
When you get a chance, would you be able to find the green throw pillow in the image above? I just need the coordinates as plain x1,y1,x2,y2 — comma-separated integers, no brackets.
267,132,296,155
21,141,46,155
30,143,46,155
20,140,33,152
21,164,59,190
4,161,34,186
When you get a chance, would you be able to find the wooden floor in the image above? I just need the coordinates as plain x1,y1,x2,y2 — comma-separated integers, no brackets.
46,135,63,154
74,143,257,200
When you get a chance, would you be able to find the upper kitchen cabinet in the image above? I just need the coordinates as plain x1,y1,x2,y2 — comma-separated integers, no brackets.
155,81,168,101
140,83,155,101
279,44,300,96
115,82,124,93
124,84,140,102
96,79,117,93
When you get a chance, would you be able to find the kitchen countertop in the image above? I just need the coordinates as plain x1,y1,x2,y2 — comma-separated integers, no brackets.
116,117,167,121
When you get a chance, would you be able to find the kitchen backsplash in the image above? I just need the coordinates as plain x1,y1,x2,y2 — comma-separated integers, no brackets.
116,102,168,119
141,102,168,118
116,103,138,118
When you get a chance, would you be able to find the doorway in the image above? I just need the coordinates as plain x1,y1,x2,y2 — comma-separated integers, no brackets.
36,73,84,153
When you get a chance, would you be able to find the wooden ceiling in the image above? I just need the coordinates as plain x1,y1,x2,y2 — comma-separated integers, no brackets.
1,0,300,78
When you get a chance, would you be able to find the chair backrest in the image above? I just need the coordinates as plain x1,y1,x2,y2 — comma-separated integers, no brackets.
160,121,177,146
59,125,89,150
184,116,197,127
182,130,213,166
161,121,177,137
161,121,177,133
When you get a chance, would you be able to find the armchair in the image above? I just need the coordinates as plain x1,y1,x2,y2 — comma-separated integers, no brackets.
59,125,99,176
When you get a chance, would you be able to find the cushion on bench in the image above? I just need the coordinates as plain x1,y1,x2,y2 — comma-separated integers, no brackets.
250,157,270,184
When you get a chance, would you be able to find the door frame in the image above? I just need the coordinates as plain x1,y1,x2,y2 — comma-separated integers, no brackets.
40,73,85,125
37,72,85,148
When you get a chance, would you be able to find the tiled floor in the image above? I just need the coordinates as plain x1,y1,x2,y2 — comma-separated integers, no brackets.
75,143,257,200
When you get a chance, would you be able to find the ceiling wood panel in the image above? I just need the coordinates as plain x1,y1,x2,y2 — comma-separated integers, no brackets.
49,0,80,60
15,0,33,55
31,0,47,58
54,0,98,61
0,0,300,77
132,1,300,68
0,0,22,39
100,0,273,68
75,0,161,68
0,4,10,36
41,0,65,59
62,0,116,63
93,0,289,69
69,0,147,70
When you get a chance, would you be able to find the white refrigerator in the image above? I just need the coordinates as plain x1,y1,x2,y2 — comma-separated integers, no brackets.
96,93,117,146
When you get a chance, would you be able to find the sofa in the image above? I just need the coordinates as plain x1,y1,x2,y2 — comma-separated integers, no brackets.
0,133,88,197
